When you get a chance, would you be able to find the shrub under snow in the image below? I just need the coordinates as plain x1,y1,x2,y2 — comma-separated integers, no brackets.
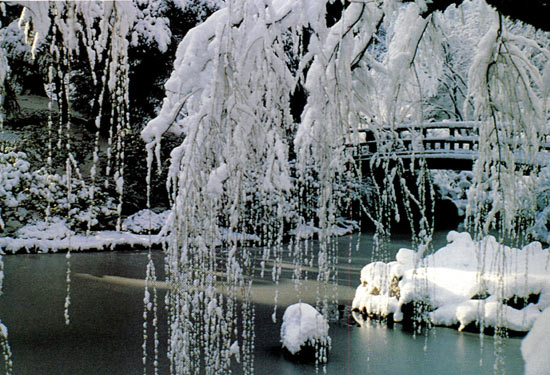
122,209,171,234
0,151,116,235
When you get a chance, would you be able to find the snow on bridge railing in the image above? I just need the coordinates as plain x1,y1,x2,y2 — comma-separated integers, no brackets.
353,121,479,157
352,121,550,158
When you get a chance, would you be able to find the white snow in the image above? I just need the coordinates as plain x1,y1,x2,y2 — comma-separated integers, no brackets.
0,211,265,253
432,170,472,216
522,306,550,375
0,227,164,254
280,303,330,355
122,209,171,234
206,164,228,196
229,340,240,364
0,322,7,338
353,231,550,333
16,218,74,240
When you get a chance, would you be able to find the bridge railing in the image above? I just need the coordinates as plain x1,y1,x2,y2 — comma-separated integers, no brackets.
350,121,550,171
355,121,479,156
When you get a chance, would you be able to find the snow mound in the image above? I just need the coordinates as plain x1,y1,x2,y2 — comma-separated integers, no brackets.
281,303,331,357
353,231,550,333
16,218,74,240
522,306,550,375
122,209,171,234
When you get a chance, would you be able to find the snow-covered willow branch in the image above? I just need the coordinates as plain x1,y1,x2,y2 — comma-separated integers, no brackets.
142,1,325,372
296,1,386,316
457,7,550,368
300,1,444,257
142,0,468,370
0,5,8,155
466,5,550,241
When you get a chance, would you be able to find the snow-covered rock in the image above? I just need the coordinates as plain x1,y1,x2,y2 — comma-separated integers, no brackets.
280,303,331,362
353,231,550,334
522,306,550,375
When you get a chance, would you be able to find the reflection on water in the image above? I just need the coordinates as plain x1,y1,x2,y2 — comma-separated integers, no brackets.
0,233,525,374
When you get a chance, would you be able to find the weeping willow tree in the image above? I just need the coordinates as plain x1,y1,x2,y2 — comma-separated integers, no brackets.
141,0,550,373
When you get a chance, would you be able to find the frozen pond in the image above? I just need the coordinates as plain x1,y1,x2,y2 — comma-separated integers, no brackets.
0,233,525,374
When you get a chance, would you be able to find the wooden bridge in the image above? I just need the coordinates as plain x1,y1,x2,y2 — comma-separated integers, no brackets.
353,121,550,171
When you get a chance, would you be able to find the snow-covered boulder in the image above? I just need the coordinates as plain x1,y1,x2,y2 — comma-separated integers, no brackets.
280,303,331,363
353,231,550,334
522,307,550,375
352,261,402,319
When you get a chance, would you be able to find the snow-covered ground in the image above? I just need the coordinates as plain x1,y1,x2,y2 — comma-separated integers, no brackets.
0,209,268,253
0,206,360,254
352,231,550,334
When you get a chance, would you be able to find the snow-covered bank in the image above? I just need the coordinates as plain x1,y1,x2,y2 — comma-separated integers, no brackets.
352,231,550,335
0,209,266,254
0,211,167,253
0,231,164,254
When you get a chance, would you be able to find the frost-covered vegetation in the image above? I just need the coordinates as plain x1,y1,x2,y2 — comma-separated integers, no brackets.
0,151,117,235
0,0,550,374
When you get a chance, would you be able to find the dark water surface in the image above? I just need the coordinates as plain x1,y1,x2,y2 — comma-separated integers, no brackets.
0,234,525,374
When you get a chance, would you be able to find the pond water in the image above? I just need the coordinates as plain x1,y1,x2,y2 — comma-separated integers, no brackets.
0,233,525,374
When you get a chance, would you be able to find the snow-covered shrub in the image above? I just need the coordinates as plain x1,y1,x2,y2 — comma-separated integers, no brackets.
122,209,170,234
433,166,550,244
15,217,73,240
0,16,47,98
0,151,116,235
6,123,95,170
432,170,472,217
